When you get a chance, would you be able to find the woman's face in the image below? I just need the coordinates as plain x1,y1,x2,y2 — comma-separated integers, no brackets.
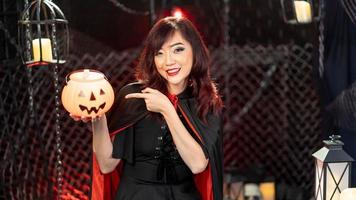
154,31,193,94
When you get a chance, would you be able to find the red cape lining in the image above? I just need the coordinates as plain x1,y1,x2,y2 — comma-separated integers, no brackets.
91,107,213,200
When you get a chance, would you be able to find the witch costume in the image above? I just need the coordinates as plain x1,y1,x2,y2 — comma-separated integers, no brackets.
91,82,223,200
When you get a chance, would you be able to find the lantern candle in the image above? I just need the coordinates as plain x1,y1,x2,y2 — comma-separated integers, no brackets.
260,182,275,200
294,1,312,23
244,183,261,199
32,38,53,62
340,188,356,200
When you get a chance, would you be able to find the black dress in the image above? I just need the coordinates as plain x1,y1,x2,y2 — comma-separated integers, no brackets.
104,82,223,200
111,112,201,200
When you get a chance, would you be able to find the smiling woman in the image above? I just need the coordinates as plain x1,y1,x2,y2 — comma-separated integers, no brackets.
71,17,224,200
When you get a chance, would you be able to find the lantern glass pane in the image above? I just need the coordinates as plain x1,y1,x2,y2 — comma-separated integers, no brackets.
230,182,244,200
326,162,350,200
315,160,324,200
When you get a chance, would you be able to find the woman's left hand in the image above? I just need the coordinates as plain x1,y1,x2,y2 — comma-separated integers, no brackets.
125,87,173,114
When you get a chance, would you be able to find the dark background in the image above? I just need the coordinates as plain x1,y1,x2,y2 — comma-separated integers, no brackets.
1,0,356,199
60,0,316,50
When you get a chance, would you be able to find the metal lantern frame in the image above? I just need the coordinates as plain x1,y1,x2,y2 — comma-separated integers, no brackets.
281,0,321,24
312,135,354,200
224,169,275,200
18,0,69,67
18,1,69,198
224,172,245,200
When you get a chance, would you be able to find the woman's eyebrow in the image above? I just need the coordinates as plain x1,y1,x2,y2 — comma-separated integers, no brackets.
169,42,184,47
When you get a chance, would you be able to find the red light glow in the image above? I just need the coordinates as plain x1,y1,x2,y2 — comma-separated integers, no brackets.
172,7,183,19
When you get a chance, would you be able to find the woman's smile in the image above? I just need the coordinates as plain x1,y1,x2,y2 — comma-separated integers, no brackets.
166,67,181,76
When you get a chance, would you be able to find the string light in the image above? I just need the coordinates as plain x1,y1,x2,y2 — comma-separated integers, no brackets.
172,7,183,18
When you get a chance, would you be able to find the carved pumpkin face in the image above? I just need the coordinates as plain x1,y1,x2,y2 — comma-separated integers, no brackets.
77,88,107,115
61,69,115,118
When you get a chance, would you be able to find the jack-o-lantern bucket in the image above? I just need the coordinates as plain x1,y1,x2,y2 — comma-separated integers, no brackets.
61,69,115,118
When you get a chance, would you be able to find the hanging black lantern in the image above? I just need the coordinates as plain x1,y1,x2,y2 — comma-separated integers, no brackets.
18,0,69,67
281,0,320,24
312,135,354,200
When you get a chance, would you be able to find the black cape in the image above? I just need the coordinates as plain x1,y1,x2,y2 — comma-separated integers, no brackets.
92,82,223,200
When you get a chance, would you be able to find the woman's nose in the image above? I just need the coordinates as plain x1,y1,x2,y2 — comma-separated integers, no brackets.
165,53,175,66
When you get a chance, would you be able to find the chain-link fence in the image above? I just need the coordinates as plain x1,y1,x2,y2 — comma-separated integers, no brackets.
0,27,321,199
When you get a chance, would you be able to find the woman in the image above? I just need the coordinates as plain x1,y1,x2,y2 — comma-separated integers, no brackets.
73,16,223,200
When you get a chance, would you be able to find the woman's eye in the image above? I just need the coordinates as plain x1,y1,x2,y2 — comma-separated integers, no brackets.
155,51,163,56
174,47,185,53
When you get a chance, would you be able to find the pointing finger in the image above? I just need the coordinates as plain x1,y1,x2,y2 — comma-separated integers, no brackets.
142,87,157,94
125,93,148,99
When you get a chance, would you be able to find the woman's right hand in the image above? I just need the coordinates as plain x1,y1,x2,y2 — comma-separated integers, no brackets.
69,113,93,123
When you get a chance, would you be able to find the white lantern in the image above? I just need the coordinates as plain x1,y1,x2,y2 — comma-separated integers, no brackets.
61,69,115,118
313,135,354,200
340,188,356,200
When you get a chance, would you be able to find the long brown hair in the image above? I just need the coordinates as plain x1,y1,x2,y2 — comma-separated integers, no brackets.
136,17,223,120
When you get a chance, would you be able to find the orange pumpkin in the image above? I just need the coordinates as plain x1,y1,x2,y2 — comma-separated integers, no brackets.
61,69,114,118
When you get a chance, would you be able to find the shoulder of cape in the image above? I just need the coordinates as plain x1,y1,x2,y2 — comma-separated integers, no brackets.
117,82,144,97
179,99,223,128
107,82,147,134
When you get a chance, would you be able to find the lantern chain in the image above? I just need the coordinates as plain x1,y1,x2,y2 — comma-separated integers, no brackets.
318,0,325,78
22,0,37,120
223,0,230,48
107,0,149,16
51,23,63,199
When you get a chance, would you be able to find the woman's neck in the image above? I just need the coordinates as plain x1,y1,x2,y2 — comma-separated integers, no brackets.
167,81,187,95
